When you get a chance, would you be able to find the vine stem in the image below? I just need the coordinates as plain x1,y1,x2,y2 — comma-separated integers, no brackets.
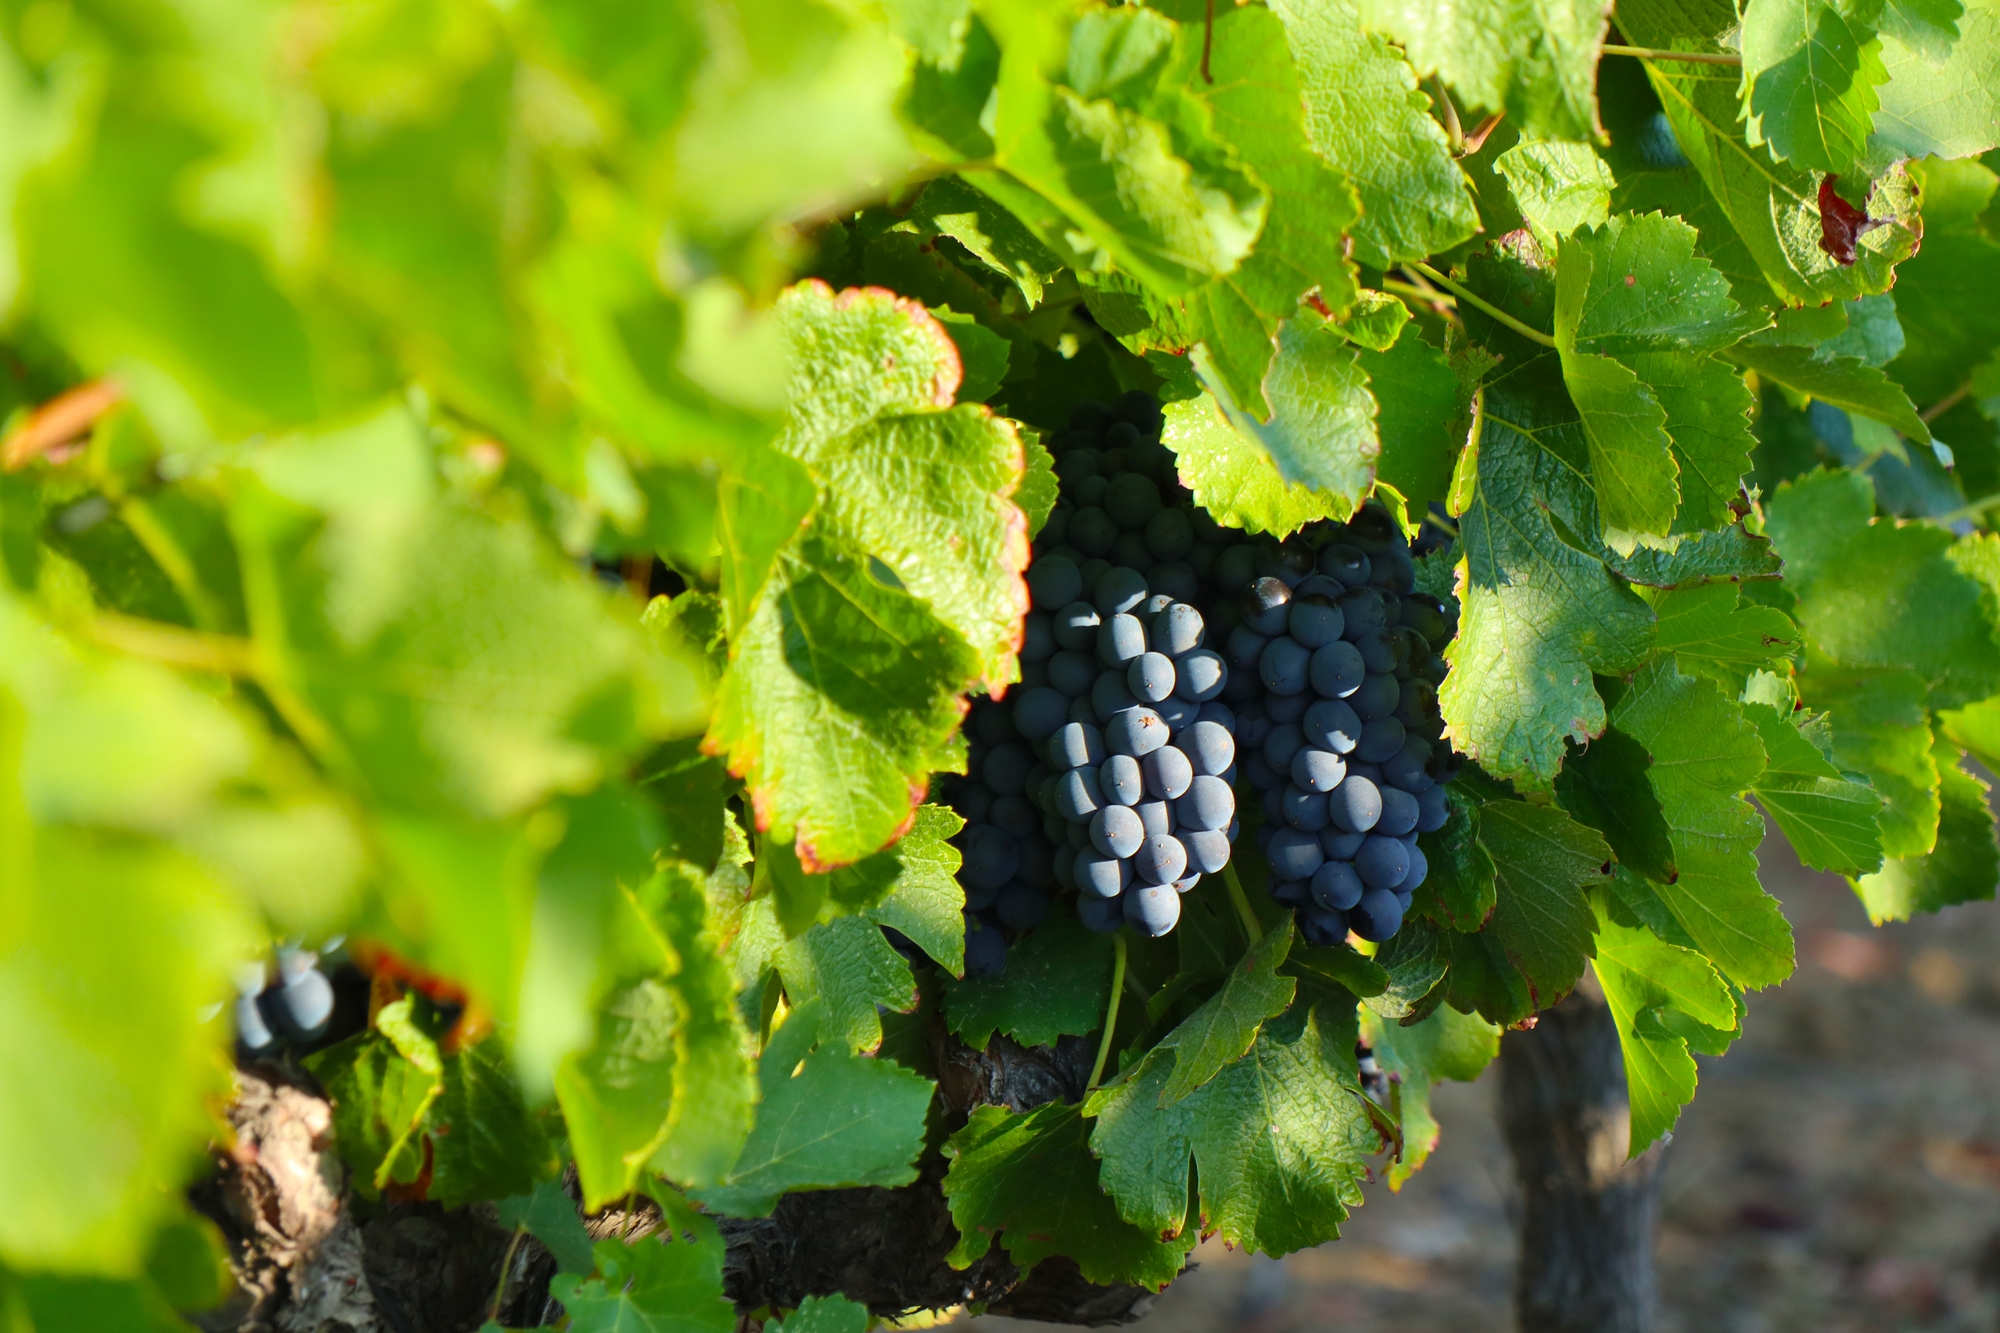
1086,933,1128,1092
1221,861,1263,942
1601,43,1742,65
1408,262,1558,349
489,1224,526,1323
1936,491,2000,526
1921,380,1973,423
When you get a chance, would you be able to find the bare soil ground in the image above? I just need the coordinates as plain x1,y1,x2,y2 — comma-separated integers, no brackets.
968,829,2000,1332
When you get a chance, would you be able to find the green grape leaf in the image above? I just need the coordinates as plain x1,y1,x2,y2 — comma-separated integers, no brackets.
1590,902,1737,1153
1740,0,1886,176
1850,742,2000,922
304,1023,440,1199
1745,703,1886,876
1800,667,1940,859
3,1272,187,1333
1158,920,1298,1105
695,1002,933,1218
931,308,1011,404
1478,798,1612,1011
1360,1003,1499,1188
943,1101,1197,1287
1161,377,1352,537
982,15,1266,297
1187,309,1381,514
1084,998,1377,1257
1551,346,1676,545
1270,0,1481,269
1651,581,1799,669
863,804,968,976
765,1294,871,1333
943,910,1116,1050
1868,0,2000,162
496,1178,596,1276
1440,348,1656,787
548,1234,736,1333
1609,660,1792,989
1885,228,2000,409
1599,520,1785,588
1355,0,1611,142
1724,343,1930,443
1555,725,1678,883
1941,696,2000,773
0,698,253,1274
1366,326,1467,513
1415,786,1497,931
1496,139,1614,248
908,177,1066,308
775,913,918,1054
1617,0,1922,306
709,527,981,871
1764,468,2000,708
776,281,1033,693
1362,916,1452,1021
428,1037,556,1209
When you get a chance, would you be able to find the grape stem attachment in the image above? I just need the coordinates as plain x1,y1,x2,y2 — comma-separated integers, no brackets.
1408,262,1558,349
1087,934,1129,1091
1221,861,1263,943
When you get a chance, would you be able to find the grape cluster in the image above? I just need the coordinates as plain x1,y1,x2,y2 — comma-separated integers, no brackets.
1028,562,1238,938
233,945,340,1055
944,390,1247,967
1216,503,1460,947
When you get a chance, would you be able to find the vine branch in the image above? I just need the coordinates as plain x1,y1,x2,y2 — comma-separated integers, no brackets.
1221,861,1263,942
1409,261,1558,349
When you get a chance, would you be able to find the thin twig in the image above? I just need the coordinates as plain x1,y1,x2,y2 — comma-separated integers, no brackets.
1220,861,1263,942
83,614,258,675
1409,261,1559,348
1086,934,1128,1091
1920,380,1973,424
1381,277,1462,325
1,379,123,471
1601,43,1742,65
1935,491,2000,526
1201,0,1215,83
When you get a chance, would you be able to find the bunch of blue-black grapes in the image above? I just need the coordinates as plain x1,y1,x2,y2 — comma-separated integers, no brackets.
943,390,1243,973
232,944,341,1056
1216,503,1460,947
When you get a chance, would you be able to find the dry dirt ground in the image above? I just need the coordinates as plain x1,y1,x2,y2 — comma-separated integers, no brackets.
967,829,2000,1333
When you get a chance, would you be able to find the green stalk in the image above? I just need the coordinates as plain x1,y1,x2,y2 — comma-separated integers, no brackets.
1086,933,1128,1091
1221,861,1264,942
1409,262,1558,349
1601,43,1741,65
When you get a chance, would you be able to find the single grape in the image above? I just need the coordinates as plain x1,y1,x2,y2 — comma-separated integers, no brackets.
1260,636,1310,695
1134,833,1188,885
1110,530,1150,572
1355,834,1411,890
1311,860,1365,911
974,707,1016,746
1287,593,1345,649
1136,800,1174,837
1348,672,1401,722
1225,625,1269,670
1150,602,1205,656
1013,687,1069,742
1054,766,1105,821
1216,543,1259,592
1128,651,1176,703
1376,785,1420,837
1047,721,1106,771
1319,828,1366,861
1382,734,1434,791
1097,612,1147,667
1318,543,1370,585
1090,804,1145,858
1101,753,1144,806
961,824,1021,888
1053,601,1102,651
1302,698,1362,754
1262,721,1306,772
1326,776,1383,834
1145,508,1194,561
964,916,1009,975
1105,473,1163,528
1076,849,1130,898
1094,565,1149,616
235,992,278,1053
992,795,1037,840
1353,627,1399,674
1183,828,1231,874
1141,744,1194,799
957,783,995,825
1176,774,1235,831
1154,695,1198,732
1267,828,1325,881
1300,908,1351,948
1029,556,1084,610
1149,562,1200,603
1181,719,1235,776
1106,707,1170,757
1291,746,1347,793
1093,670,1140,722
983,742,1034,796
1280,784,1331,831
1022,612,1055,663
1241,577,1292,635
1350,889,1404,942
1070,507,1117,556
1124,883,1182,936
1415,784,1451,833
1052,843,1078,890
1339,586,1388,636
1309,641,1366,698
1266,689,1309,723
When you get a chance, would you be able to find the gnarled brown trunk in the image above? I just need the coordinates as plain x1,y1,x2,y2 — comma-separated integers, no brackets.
1499,985,1663,1333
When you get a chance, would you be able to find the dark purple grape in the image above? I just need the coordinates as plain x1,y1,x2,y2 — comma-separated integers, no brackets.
1107,707,1169,757
1101,753,1144,806
1053,601,1101,651
1311,860,1365,911
1318,543,1370,585
1319,828,1366,860
1141,745,1193,799
1013,687,1069,742
1241,577,1292,634
1134,834,1188,885
1053,767,1105,821
1091,805,1145,858
1260,636,1310,695
965,916,1009,975
1262,722,1305,772
1145,508,1193,560
1291,746,1346,793
983,743,1033,795
1350,889,1404,942
1348,672,1400,721
1183,828,1231,873
1268,828,1325,880
1129,651,1176,702
1097,613,1147,667
1375,785,1420,837
1029,556,1083,610
1023,612,1056,662
1309,641,1366,698
1281,784,1331,831
1174,649,1227,701
961,824,1021,888
1176,775,1235,831
1151,603,1205,656
1181,720,1235,775
992,795,1037,839
1136,800,1174,837
1355,834,1411,890
1070,507,1117,556
1356,716,1406,763
1076,850,1129,898
1416,784,1451,832
1327,776,1383,834
1094,565,1149,616
1339,587,1388,636
1124,883,1181,936
1300,908,1350,947
1047,721,1105,771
